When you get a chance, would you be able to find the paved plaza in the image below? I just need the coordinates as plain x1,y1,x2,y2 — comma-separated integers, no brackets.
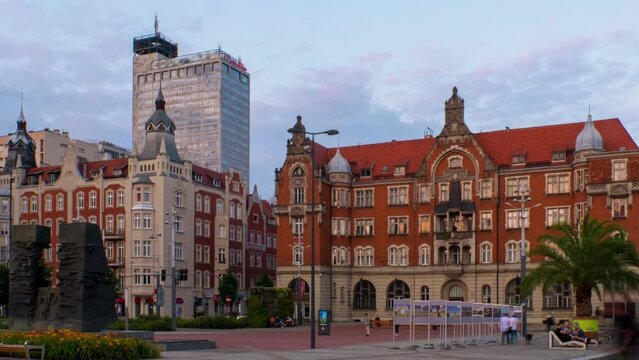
155,323,621,360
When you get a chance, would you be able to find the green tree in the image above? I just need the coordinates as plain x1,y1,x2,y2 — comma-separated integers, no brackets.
254,273,273,288
521,215,639,316
218,270,239,310
104,268,121,300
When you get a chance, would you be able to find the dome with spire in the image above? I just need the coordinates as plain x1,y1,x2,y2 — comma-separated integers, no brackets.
144,87,176,134
9,106,35,148
327,148,351,175
575,113,604,152
139,87,182,163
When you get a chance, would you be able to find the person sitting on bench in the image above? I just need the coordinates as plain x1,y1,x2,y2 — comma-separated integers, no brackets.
556,321,590,345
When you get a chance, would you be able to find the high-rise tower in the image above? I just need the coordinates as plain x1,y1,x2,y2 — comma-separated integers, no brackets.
132,19,250,182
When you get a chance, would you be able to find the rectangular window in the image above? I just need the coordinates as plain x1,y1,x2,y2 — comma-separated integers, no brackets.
196,219,202,236
418,184,431,203
388,186,408,205
117,190,124,207
133,240,141,257
480,211,493,230
142,240,151,257
506,209,529,229
512,154,526,164
354,218,374,236
574,169,589,191
293,188,305,204
218,248,226,264
575,202,588,225
394,165,406,175
203,220,210,237
612,198,628,218
360,168,371,177
175,216,183,232
30,197,37,212
480,179,493,199
293,216,304,236
142,214,152,229
439,183,449,202
57,194,64,210
354,189,374,207
203,246,210,263
89,192,97,208
552,151,566,162
462,181,472,201
418,214,431,233
612,159,627,181
505,176,529,197
546,206,570,227
174,192,183,207
388,216,409,235
546,173,570,194
195,245,202,263
133,214,141,229
174,242,183,260
45,196,52,211
77,193,84,209
331,218,351,236
106,191,114,207
331,188,350,207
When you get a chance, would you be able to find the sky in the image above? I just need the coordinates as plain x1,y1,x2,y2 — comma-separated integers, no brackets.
2,0,639,199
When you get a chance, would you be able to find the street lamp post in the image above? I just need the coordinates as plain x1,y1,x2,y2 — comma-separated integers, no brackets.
8,176,13,263
290,235,309,324
288,121,338,350
165,207,178,331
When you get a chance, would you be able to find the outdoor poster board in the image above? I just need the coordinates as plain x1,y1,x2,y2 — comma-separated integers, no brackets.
429,300,446,325
461,302,473,323
473,303,484,323
413,300,430,325
492,304,502,322
501,305,511,316
483,303,492,323
393,298,412,325
513,306,522,319
447,301,462,324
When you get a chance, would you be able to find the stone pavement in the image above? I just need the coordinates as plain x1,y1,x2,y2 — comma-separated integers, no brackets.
155,323,621,360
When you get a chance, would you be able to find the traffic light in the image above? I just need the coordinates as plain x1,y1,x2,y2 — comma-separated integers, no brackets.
161,269,166,282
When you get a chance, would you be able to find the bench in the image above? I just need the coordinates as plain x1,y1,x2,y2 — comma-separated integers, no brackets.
0,342,45,360
548,331,586,349
371,319,393,328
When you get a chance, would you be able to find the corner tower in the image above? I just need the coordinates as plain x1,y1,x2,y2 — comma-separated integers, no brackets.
4,105,36,171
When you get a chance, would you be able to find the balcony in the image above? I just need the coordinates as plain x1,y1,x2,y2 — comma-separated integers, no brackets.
434,231,473,241
104,229,125,239
108,257,125,266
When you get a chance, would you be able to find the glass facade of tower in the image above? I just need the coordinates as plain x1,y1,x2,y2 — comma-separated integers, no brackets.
133,48,250,182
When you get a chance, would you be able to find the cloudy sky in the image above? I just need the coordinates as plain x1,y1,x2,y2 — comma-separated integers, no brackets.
2,0,639,198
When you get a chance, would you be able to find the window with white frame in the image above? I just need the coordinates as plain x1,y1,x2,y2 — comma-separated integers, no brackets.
195,270,202,287
236,204,242,220
30,196,37,212
388,216,408,235
418,184,431,203
332,188,350,207
133,240,141,257
505,176,529,197
20,197,27,213
419,245,430,265
354,218,374,236
45,195,52,212
195,194,202,211
175,215,183,232
229,225,235,241
388,246,408,266
203,271,210,288
89,191,97,208
105,241,114,260
354,189,374,207
546,206,570,226
546,173,570,194
216,199,224,214
480,179,493,199
388,186,408,205
480,211,493,230
505,240,529,263
106,191,114,207
574,169,589,191
612,159,627,181
174,242,183,260
76,192,84,209
203,246,210,263
505,209,529,229
133,269,141,285
195,244,202,263
106,216,114,232
142,240,151,257
133,214,141,229
462,181,472,201
293,245,304,265
293,216,304,235
249,230,255,244
174,191,183,207
142,213,152,229
117,189,124,207
204,196,210,213
480,242,492,263
195,219,202,236
552,151,566,162
57,194,64,210
88,216,97,224
142,187,151,203
439,183,449,202
612,197,628,218
394,165,406,175
236,252,242,266
237,227,243,242
219,224,226,238
355,247,374,267
331,217,351,236
229,202,236,219
575,202,588,225
117,215,125,233
142,268,152,285
419,214,431,233
203,220,210,237
512,154,526,165
293,187,305,204
448,155,462,169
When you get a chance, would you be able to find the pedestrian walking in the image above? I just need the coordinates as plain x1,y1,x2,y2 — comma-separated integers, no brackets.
364,313,370,336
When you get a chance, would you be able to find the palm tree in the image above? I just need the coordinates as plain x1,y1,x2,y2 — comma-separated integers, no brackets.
521,215,639,317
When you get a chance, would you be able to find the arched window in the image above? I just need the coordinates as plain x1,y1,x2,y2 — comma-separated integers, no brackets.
355,246,374,267
203,271,210,288
388,245,408,266
292,167,305,177
505,277,533,308
293,245,304,265
331,247,338,265
421,285,430,300
543,282,573,309
353,280,376,309
438,247,447,265
219,224,226,238
419,245,430,265
339,248,347,265
216,199,224,215
481,284,491,303
506,242,518,263
229,202,236,219
386,280,410,309
448,285,464,301
449,245,460,264
462,245,471,264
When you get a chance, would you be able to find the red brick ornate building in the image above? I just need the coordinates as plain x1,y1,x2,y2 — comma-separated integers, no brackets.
274,87,639,321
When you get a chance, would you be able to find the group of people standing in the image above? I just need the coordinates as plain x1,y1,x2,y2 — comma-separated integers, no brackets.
500,313,520,344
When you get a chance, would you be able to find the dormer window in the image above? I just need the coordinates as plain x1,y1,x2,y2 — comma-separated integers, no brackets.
448,156,462,169
394,165,406,176
91,171,100,178
213,179,221,187
512,154,526,165
194,173,203,182
360,168,371,177
113,169,122,176
552,151,566,162
48,173,57,182
382,165,388,173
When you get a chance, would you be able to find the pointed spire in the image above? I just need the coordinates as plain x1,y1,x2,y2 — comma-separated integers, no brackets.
154,14,159,34
155,85,165,110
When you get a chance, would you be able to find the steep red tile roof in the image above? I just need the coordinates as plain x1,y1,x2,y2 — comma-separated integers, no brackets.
24,158,128,183
261,200,274,217
192,164,226,189
313,118,637,176
474,118,637,167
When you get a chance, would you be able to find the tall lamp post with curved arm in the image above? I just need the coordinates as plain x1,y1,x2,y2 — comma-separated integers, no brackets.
287,123,338,349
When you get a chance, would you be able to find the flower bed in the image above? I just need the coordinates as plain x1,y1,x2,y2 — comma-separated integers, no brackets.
0,330,160,360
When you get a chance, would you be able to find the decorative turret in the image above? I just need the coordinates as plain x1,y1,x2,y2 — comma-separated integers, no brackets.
4,105,37,171
139,87,182,163
575,112,604,153
327,148,352,184
438,86,472,138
